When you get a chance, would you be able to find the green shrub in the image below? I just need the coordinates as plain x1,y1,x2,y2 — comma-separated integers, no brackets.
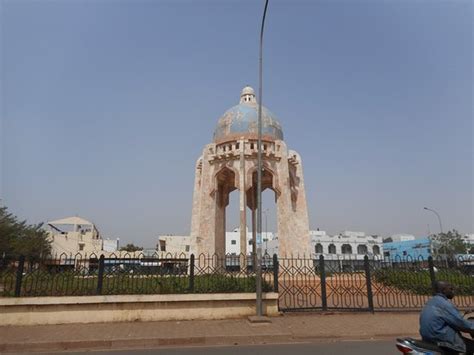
374,268,473,295
0,270,273,297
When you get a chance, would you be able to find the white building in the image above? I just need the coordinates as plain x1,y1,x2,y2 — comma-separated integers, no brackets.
310,230,383,260
156,235,191,255
463,234,474,245
47,216,118,256
308,230,384,272
225,227,275,255
390,234,416,242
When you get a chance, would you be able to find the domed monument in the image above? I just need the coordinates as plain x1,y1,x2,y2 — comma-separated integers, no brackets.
190,86,311,257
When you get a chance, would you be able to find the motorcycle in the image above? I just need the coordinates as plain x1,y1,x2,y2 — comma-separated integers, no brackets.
395,310,474,354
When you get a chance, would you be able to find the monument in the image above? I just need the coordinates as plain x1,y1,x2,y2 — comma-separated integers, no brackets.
190,86,311,257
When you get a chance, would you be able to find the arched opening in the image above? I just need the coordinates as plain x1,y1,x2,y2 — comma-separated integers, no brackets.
328,244,336,254
246,167,278,264
357,244,368,255
315,243,323,254
215,167,237,256
373,245,380,255
341,244,352,254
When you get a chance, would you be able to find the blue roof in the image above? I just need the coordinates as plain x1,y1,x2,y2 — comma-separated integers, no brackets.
383,237,432,260
213,103,284,143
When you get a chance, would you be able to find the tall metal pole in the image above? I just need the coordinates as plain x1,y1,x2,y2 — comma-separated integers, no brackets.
423,207,443,234
256,0,269,317
424,207,443,259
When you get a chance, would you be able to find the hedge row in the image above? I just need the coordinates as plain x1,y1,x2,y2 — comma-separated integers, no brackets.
373,269,473,296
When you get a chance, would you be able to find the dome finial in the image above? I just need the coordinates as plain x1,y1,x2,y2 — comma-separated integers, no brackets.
240,86,256,104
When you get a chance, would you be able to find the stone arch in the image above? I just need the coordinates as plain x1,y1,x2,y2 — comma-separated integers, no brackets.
212,166,238,257
245,163,280,195
214,167,237,208
328,244,336,254
213,163,240,191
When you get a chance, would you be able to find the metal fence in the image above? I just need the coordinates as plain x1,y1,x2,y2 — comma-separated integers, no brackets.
278,254,473,312
1,253,472,313
0,252,277,297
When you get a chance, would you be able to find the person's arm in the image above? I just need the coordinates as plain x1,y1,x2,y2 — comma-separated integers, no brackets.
440,304,474,335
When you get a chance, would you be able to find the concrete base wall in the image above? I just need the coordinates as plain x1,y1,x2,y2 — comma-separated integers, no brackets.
0,293,279,326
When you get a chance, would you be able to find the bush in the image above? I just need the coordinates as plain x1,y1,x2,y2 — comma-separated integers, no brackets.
374,268,473,296
0,269,273,297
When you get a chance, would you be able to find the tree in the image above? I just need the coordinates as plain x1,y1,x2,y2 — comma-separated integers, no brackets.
0,206,51,263
432,229,468,257
119,243,143,252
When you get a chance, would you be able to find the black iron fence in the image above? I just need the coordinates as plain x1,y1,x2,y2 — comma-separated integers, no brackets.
1,253,472,313
0,252,276,297
278,254,473,311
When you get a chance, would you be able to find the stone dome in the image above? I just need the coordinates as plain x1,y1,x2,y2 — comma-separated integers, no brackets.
213,86,284,144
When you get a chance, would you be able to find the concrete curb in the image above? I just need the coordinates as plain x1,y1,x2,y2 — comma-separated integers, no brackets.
0,335,287,353
0,332,419,353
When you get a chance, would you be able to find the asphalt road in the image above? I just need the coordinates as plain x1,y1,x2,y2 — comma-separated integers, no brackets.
65,340,400,355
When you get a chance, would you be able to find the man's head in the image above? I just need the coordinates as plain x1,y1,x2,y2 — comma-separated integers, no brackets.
435,281,455,299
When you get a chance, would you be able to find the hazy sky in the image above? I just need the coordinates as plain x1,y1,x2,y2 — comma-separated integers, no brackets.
1,0,472,247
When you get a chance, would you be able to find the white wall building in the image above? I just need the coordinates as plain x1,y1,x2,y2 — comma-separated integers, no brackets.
390,234,416,242
47,216,118,256
225,227,275,255
463,234,474,245
156,235,191,256
310,230,383,260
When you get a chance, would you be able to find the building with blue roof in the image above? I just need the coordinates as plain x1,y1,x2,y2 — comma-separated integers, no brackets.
383,237,432,261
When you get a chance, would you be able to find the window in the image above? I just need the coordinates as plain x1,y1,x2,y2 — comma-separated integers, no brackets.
236,143,240,150
315,243,323,254
328,244,336,254
250,143,254,150
159,240,166,252
373,245,380,255
357,244,368,255
341,244,352,254
185,245,190,252
402,251,407,256
248,240,253,245
79,243,85,251
384,251,390,257
231,240,236,245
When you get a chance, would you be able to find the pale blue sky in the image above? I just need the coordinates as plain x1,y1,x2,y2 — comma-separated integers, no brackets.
1,0,472,247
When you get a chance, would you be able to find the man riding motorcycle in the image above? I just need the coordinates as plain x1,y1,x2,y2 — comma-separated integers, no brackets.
419,281,474,354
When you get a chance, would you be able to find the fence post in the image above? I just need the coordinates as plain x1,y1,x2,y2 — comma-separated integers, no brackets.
428,256,436,294
319,255,327,311
189,254,195,292
96,255,105,295
364,256,374,313
272,254,279,293
14,255,25,297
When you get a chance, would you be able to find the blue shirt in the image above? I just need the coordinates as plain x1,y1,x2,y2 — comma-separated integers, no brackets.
419,293,474,352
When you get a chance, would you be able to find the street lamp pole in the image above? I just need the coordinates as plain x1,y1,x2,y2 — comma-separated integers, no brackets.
424,207,443,259
423,207,443,234
256,0,269,318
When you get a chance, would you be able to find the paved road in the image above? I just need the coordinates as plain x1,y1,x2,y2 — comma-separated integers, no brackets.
64,340,399,355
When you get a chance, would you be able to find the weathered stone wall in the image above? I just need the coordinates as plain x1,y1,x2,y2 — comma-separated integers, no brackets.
0,293,279,326
190,138,311,257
